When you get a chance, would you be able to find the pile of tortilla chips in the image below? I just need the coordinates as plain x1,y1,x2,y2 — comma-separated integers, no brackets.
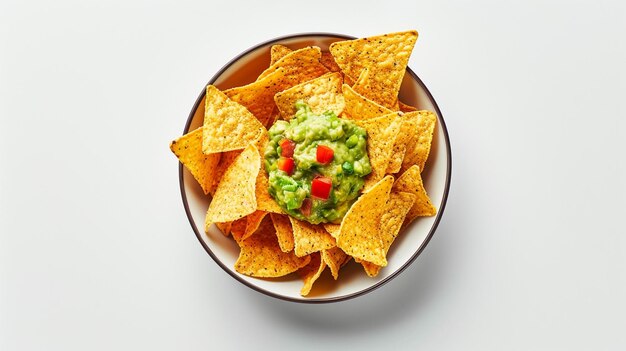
170,30,438,297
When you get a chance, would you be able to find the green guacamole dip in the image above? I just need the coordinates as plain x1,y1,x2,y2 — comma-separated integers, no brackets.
264,102,371,224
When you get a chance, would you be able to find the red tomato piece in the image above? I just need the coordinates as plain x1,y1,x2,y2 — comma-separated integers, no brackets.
280,139,296,158
277,157,294,175
300,198,312,216
311,176,332,200
316,145,334,164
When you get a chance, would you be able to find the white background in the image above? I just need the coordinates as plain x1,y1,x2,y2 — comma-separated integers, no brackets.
1,0,625,350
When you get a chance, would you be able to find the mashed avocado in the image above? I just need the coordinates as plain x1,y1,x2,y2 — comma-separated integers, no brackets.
264,102,371,224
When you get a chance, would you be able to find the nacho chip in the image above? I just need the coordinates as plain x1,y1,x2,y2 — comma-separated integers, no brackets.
170,128,221,195
342,82,393,120
322,223,341,239
400,110,437,173
270,213,294,252
235,217,311,277
257,46,328,82
215,222,232,237
359,191,416,277
386,111,420,174
355,113,403,187
320,51,341,72
205,144,260,227
202,85,265,154
255,169,284,214
210,150,241,195
322,247,348,280
274,72,345,119
270,44,292,66
337,175,394,266
299,252,326,296
398,101,417,112
243,210,268,241
230,217,247,242
330,30,418,108
393,165,437,226
289,217,336,257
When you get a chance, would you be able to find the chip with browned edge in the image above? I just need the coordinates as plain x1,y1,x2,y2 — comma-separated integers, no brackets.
337,175,394,266
205,144,260,227
270,44,292,66
170,128,221,195
274,72,345,120
235,217,311,277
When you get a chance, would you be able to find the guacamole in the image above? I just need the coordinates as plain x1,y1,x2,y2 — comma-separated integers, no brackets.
264,102,371,224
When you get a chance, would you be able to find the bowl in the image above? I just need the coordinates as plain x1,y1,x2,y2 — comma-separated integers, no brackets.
179,33,451,303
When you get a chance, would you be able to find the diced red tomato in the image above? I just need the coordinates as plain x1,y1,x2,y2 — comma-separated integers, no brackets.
300,198,312,216
280,139,296,158
316,145,334,164
311,176,332,200
277,157,294,175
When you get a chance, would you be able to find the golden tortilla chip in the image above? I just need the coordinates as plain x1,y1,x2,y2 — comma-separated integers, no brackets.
386,111,420,174
215,222,232,237
289,217,336,257
337,175,394,266
170,128,221,195
205,144,260,227
255,169,284,214
355,113,403,188
320,51,341,72
270,44,292,65
202,85,265,154
359,191,416,277
257,46,328,82
235,217,311,277
342,82,393,120
400,110,437,173
274,72,345,120
393,165,437,226
209,150,241,195
398,101,417,112
243,210,268,241
230,217,247,242
330,30,418,109
298,252,326,296
270,213,294,253
322,247,348,280
322,223,341,239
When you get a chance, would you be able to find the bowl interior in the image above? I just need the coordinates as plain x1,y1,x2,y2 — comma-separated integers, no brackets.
181,34,450,302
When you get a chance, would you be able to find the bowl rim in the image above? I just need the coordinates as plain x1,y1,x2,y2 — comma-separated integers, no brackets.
178,32,452,303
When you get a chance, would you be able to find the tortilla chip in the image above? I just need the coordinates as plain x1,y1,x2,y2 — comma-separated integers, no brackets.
400,110,437,173
393,165,437,226
209,150,241,195
355,113,403,187
359,191,416,277
289,217,336,257
243,210,268,241
342,82,393,120
322,247,348,280
322,223,341,239
205,144,260,227
270,213,294,253
215,222,232,237
230,217,247,242
398,101,417,112
386,111,420,174
330,30,418,109
257,46,328,82
274,72,345,120
320,51,341,72
298,252,326,296
202,85,265,154
255,169,284,214
337,175,394,266
270,44,292,66
170,128,221,195
235,217,311,277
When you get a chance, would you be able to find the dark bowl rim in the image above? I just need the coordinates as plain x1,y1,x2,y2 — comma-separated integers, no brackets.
178,32,452,304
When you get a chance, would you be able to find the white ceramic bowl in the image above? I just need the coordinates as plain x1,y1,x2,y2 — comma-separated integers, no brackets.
179,33,451,303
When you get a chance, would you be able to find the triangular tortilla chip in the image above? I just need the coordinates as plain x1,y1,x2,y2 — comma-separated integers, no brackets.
342,83,393,120
257,46,328,82
322,223,341,239
400,110,437,173
320,51,341,72
386,111,420,174
270,213,294,253
393,165,437,226
337,175,394,266
322,247,348,280
355,113,403,188
235,217,311,277
274,72,345,120
298,252,326,296
398,101,417,112
215,222,232,237
202,85,265,154
205,144,260,227
170,128,221,195
289,217,336,257
270,44,292,66
243,210,268,241
330,30,418,108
